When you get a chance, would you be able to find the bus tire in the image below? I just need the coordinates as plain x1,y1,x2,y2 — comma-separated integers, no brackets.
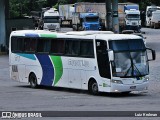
29,73,38,88
88,79,99,95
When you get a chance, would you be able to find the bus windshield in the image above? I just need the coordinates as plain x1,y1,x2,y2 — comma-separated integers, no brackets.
109,39,149,78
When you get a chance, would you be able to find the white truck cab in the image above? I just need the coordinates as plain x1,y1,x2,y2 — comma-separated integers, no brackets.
43,8,61,31
150,10,160,28
146,6,160,27
125,9,141,29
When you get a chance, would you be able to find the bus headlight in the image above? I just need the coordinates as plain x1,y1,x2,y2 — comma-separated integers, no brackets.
144,77,149,82
111,80,123,84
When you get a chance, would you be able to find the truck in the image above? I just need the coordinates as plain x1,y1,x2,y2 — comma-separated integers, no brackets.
59,4,74,27
74,2,141,32
31,8,61,31
74,2,106,30
146,6,160,27
150,10,160,29
72,12,101,31
41,8,61,31
59,4,102,30
119,3,141,32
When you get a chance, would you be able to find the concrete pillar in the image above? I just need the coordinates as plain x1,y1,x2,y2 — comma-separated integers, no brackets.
0,0,6,51
112,0,119,33
105,0,112,30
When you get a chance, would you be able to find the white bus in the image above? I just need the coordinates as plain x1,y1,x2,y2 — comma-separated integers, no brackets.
9,30,155,94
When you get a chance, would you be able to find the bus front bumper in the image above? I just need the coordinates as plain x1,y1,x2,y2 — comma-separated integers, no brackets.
110,82,149,93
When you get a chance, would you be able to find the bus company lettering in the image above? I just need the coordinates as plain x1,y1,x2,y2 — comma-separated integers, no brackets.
68,59,89,67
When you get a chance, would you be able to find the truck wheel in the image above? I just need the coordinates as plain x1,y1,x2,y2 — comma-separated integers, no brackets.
150,22,153,28
29,73,38,88
88,80,99,95
154,23,157,29
72,25,76,31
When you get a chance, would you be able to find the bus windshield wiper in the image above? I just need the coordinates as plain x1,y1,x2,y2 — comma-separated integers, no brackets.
124,63,142,77
124,65,132,77
133,63,142,76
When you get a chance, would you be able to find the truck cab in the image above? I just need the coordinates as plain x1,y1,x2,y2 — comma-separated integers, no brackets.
81,13,101,30
150,10,160,28
43,8,61,31
146,6,160,27
125,9,141,32
72,12,101,31
123,5,141,32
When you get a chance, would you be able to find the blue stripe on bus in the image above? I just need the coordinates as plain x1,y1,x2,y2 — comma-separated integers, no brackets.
25,33,39,37
36,54,54,86
16,53,36,60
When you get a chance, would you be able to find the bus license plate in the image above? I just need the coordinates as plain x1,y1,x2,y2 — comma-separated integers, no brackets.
130,86,136,89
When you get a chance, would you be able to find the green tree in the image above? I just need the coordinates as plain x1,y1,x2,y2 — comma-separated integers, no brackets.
9,0,48,18
9,0,160,18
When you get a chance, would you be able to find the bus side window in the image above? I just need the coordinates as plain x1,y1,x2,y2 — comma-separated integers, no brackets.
24,38,30,52
37,38,51,53
65,40,80,56
65,40,72,55
50,39,65,55
72,41,80,56
11,37,24,53
24,38,36,53
30,38,36,52
80,40,94,58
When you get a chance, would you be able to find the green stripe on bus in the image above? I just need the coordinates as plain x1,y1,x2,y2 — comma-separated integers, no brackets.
40,34,57,38
50,56,63,86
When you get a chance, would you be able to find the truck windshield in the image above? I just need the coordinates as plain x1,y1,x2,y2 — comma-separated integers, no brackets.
127,14,140,19
109,39,149,78
148,8,160,17
85,16,99,22
148,8,160,12
44,16,59,23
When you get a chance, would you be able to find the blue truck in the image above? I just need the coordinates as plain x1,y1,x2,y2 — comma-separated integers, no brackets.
59,4,101,31
72,12,101,31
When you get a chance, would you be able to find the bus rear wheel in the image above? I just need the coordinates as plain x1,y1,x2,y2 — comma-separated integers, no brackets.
29,73,38,88
88,80,99,95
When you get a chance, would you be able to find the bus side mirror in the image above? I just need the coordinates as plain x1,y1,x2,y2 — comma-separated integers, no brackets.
147,48,156,61
108,50,114,61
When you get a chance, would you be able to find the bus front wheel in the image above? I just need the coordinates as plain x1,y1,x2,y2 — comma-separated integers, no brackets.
29,73,38,88
88,80,99,95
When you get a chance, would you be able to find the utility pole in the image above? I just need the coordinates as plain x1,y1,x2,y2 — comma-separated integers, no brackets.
112,0,119,33
105,0,112,30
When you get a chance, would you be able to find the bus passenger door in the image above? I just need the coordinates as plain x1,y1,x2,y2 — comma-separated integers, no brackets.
68,69,82,89
96,40,111,79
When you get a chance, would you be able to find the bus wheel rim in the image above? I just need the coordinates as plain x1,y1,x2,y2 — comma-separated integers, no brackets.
92,83,98,93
